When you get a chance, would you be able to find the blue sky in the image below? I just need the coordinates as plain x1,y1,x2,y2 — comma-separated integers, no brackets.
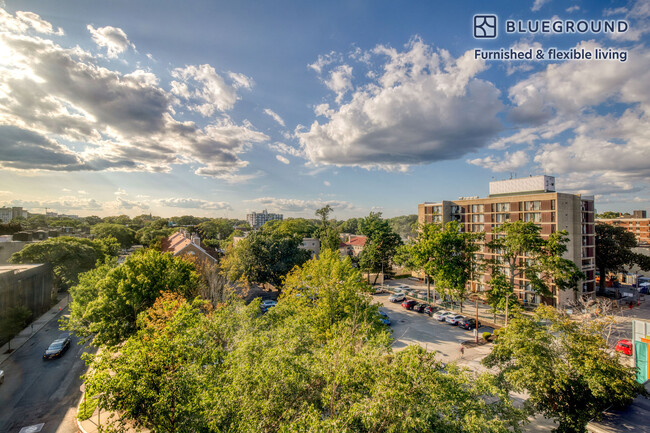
0,0,648,219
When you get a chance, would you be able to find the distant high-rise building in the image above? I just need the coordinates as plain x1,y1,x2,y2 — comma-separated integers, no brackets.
246,209,283,230
0,206,27,223
418,175,595,308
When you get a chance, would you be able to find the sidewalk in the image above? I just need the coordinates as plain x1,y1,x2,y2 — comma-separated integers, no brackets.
0,294,70,366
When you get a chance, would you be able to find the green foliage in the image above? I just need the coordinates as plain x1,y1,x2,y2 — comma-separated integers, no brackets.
84,215,103,226
314,205,341,252
91,223,136,248
0,305,32,348
395,221,480,305
387,214,418,239
66,249,199,346
0,221,23,235
170,215,209,226
486,221,584,304
337,217,361,234
596,211,620,219
197,218,236,241
221,231,312,290
483,306,645,433
84,250,529,433
358,212,402,279
9,236,117,289
102,214,132,225
482,332,492,342
595,223,649,293
260,218,317,239
485,273,520,316
83,294,221,432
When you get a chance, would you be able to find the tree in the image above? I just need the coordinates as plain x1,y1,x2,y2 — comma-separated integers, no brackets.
596,211,620,219
337,217,361,234
395,221,480,309
595,223,650,295
486,221,584,308
0,221,23,235
0,306,32,351
136,218,174,247
9,236,118,289
387,214,418,239
91,223,136,248
261,218,317,239
83,294,220,433
221,231,311,291
315,204,341,252
358,212,402,283
197,218,235,242
483,305,646,433
66,249,199,346
102,214,132,225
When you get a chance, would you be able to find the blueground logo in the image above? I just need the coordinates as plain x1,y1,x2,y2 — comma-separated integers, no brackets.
474,15,497,39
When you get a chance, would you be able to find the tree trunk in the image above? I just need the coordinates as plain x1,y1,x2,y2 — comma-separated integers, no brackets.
426,277,431,304
598,265,606,294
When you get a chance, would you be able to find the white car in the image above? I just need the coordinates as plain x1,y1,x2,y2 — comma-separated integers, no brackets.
388,293,406,303
0,369,4,385
433,310,452,321
260,300,277,310
445,314,465,325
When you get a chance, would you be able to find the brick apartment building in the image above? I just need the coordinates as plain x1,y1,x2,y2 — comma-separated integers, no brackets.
418,176,595,308
597,210,650,246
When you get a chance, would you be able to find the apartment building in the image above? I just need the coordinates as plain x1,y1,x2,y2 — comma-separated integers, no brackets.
246,209,283,230
418,176,595,308
597,210,650,246
0,207,28,223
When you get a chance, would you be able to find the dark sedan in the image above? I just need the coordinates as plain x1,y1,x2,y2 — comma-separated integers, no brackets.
43,335,71,360
458,318,482,330
401,299,418,310
413,303,427,313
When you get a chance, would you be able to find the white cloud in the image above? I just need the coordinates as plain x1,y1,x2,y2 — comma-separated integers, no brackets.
566,5,580,12
325,64,353,103
0,10,267,180
155,198,232,211
531,0,551,12
308,51,341,74
87,25,135,58
467,150,530,172
268,142,304,158
0,10,63,35
248,197,355,213
4,197,103,212
171,64,252,116
607,0,650,41
297,38,503,170
263,108,286,127
276,155,290,164
323,181,331,187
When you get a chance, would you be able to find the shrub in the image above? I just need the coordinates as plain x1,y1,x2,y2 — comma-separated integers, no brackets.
482,332,492,342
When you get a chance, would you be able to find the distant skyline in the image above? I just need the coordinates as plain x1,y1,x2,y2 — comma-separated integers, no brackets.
0,0,649,219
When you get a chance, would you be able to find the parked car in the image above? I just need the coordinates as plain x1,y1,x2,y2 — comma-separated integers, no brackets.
389,293,406,303
423,305,437,316
260,300,277,311
413,303,427,313
43,335,71,360
458,317,481,330
401,299,418,310
433,310,452,321
0,369,4,385
374,286,386,294
378,311,391,326
445,314,465,325
615,339,633,356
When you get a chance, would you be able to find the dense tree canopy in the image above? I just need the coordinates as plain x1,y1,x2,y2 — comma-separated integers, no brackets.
91,222,136,248
10,236,119,289
66,249,199,346
221,231,311,290
85,251,528,433
358,212,402,282
387,214,418,239
595,223,650,293
261,218,318,239
483,306,645,433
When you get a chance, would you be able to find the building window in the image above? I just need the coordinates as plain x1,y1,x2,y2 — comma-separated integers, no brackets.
524,201,541,211
524,212,541,222
496,203,510,212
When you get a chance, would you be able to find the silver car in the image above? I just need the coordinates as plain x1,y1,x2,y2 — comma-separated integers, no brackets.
445,314,465,325
0,369,4,385
388,293,406,303
433,310,452,321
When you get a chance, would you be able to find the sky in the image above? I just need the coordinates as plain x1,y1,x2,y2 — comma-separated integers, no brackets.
0,0,649,219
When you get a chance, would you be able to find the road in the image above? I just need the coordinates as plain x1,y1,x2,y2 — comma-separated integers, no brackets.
0,307,93,433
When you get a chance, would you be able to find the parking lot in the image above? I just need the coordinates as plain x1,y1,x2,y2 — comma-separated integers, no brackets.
374,291,495,363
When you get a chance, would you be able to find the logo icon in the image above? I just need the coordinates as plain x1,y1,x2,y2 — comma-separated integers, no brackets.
474,15,497,39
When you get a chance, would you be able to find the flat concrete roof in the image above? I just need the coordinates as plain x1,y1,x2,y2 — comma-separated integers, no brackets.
0,264,45,274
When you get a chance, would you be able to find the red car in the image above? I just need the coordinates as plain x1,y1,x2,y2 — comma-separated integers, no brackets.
615,339,633,356
401,299,418,310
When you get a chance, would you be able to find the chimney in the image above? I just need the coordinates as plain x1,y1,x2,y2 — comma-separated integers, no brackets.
191,233,200,246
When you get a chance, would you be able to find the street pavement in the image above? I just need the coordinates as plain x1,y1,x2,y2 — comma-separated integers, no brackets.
0,298,93,433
